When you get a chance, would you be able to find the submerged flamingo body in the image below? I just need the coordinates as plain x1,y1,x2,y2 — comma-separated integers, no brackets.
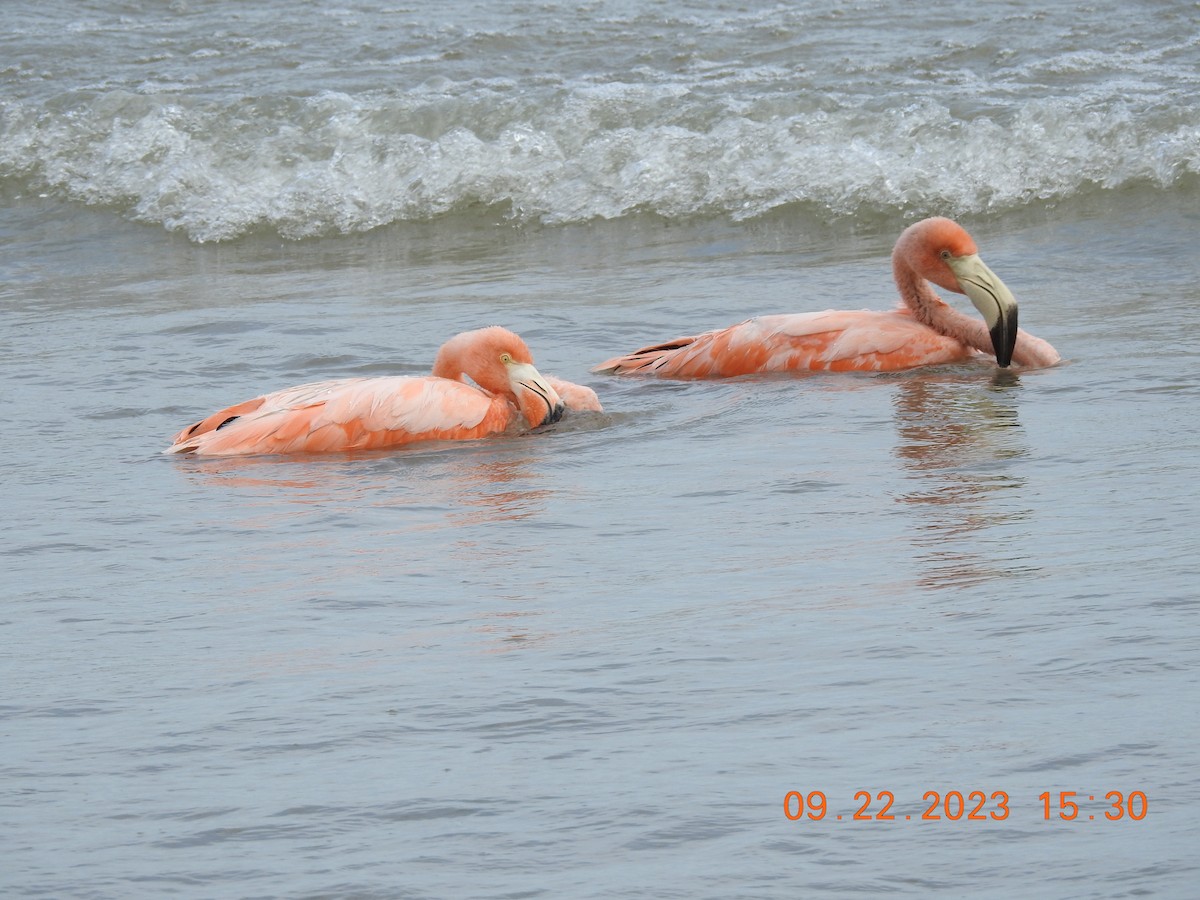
166,327,601,457
600,310,985,377
594,217,1060,378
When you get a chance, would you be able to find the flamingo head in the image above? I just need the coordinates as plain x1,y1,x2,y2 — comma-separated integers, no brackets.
899,217,1020,368
434,327,565,427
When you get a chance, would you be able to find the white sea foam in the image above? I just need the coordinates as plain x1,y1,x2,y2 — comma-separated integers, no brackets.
3,86,1197,242
2,0,1197,241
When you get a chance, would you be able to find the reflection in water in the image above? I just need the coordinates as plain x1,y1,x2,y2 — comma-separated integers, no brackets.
169,443,561,657
891,370,1033,592
173,444,553,531
443,456,554,528
470,608,560,655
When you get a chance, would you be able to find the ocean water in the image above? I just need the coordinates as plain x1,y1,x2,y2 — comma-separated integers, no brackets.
3,1,1200,897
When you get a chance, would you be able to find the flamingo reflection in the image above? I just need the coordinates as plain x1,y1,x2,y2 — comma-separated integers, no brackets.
891,371,1036,592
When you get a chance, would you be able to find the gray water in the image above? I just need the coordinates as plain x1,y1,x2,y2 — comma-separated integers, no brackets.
4,1,1200,897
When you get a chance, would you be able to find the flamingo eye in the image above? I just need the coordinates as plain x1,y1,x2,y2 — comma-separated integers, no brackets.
940,250,952,261
499,352,512,364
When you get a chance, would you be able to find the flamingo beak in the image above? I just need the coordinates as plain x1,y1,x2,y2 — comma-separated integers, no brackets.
507,361,566,427
946,254,1019,368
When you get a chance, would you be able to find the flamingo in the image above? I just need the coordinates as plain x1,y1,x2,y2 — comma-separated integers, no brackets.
593,217,1060,377
166,326,601,457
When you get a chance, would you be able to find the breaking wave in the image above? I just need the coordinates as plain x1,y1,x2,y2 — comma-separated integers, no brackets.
3,65,1198,242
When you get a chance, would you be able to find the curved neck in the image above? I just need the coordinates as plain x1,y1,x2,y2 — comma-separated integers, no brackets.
431,352,465,382
432,347,510,399
893,256,994,354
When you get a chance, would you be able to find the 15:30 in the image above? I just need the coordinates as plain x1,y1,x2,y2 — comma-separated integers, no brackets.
1039,791,1148,821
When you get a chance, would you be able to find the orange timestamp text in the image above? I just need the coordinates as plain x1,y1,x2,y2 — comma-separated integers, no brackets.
783,789,1148,822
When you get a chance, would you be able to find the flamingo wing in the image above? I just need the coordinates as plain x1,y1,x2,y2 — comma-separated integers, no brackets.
166,376,513,456
594,311,980,377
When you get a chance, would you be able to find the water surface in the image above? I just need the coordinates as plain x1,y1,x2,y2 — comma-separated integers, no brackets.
3,1,1199,897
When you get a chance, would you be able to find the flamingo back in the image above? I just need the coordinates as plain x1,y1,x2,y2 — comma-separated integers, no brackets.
166,376,514,456
594,311,980,377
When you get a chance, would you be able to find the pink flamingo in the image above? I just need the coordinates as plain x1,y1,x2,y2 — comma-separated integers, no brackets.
166,326,601,456
594,217,1060,377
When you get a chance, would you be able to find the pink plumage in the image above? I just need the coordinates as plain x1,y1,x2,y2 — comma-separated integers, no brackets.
166,327,600,457
594,218,1060,377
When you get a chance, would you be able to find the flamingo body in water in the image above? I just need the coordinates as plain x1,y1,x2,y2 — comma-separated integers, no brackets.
166,326,601,457
594,217,1060,377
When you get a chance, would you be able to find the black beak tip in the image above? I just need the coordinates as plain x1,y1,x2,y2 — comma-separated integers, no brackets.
548,401,566,424
990,322,1017,369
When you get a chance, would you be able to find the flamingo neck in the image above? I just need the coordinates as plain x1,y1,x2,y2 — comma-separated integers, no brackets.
893,258,993,354
432,345,510,400
431,352,467,382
